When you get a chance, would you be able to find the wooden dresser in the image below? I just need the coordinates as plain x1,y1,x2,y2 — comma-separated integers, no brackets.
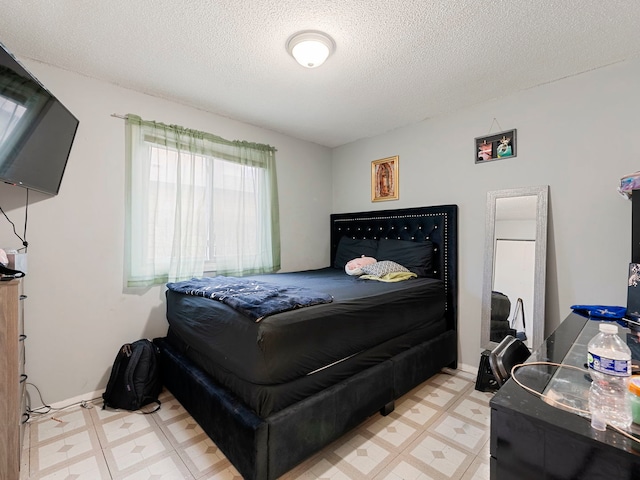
0,279,25,480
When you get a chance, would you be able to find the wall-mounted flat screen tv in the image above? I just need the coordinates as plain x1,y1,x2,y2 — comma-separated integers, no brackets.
0,41,78,196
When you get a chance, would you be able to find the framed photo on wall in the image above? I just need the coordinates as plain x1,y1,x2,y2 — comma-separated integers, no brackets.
371,155,399,202
475,129,517,163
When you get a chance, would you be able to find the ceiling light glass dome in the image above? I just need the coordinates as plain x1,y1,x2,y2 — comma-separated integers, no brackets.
286,31,335,68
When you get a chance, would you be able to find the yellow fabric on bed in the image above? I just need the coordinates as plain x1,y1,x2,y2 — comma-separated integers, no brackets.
360,271,418,282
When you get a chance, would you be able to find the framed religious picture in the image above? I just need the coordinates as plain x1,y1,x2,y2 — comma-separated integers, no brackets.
371,155,399,202
475,129,517,163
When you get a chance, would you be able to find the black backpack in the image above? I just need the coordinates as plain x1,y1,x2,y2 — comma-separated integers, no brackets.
102,339,162,412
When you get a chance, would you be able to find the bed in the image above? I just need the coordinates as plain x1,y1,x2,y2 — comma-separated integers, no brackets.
153,204,458,479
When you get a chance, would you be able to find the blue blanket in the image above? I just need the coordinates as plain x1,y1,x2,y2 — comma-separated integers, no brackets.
166,276,333,322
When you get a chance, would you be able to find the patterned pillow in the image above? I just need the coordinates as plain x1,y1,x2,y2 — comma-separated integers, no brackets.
360,260,409,277
376,239,433,277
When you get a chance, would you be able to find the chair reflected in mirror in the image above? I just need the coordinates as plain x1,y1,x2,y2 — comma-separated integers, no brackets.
490,291,516,342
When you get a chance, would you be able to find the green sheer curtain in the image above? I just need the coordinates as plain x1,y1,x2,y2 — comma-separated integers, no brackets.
125,114,280,287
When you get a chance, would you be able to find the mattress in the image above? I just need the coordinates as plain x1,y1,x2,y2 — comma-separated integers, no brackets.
167,318,447,416
166,267,445,383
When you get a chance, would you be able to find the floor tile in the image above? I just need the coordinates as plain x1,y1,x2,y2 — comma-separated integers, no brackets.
21,370,491,480
376,459,438,480
430,414,488,455
32,453,112,480
409,432,475,478
395,397,442,428
176,434,235,478
30,425,104,475
366,413,419,448
412,383,461,410
428,375,472,393
30,408,93,446
112,450,195,480
104,429,174,472
450,398,491,428
333,433,392,475
460,455,490,480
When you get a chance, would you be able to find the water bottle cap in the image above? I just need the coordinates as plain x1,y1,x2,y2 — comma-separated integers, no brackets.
599,323,618,334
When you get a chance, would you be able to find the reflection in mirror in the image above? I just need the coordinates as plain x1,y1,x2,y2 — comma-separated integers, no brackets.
481,186,549,351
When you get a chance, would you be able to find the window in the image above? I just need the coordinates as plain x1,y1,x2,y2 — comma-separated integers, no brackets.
125,115,280,287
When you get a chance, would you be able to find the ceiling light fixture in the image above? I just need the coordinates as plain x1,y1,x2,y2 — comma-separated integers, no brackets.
286,30,335,69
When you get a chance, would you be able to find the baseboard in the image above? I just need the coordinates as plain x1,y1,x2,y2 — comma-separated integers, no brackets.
28,364,479,416
29,363,478,414
28,388,105,414
458,362,477,375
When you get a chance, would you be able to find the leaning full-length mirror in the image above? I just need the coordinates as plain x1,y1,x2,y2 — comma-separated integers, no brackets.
481,186,549,351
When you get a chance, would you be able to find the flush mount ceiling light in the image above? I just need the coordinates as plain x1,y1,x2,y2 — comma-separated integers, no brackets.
286,30,335,68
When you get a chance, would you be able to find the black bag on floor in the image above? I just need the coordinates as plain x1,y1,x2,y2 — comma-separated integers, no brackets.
102,339,162,412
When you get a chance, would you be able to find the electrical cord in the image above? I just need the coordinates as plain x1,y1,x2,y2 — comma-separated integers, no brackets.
0,205,26,247
510,361,640,443
0,187,29,251
510,361,591,416
21,188,28,251
25,382,160,420
25,382,101,422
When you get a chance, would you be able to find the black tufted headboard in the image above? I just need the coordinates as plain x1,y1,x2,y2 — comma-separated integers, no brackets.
330,205,458,331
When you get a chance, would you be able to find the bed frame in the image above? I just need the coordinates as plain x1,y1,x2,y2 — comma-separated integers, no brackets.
154,204,458,479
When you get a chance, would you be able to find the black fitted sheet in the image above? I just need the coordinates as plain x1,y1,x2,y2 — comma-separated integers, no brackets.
166,267,446,386
166,319,447,416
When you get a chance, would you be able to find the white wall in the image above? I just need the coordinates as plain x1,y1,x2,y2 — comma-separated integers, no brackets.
0,61,333,404
5,55,639,402
332,58,640,371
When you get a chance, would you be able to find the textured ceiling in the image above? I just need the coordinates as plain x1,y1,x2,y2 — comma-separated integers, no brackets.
1,0,640,147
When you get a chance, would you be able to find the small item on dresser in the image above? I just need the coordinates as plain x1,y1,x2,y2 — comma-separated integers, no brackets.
571,304,627,319
6,251,27,274
0,248,26,279
619,171,640,199
629,376,640,424
587,323,632,431
0,263,25,280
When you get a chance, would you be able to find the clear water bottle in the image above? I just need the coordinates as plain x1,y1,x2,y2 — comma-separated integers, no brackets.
587,323,632,430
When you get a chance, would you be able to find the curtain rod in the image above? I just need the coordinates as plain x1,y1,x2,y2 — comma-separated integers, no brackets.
109,113,278,152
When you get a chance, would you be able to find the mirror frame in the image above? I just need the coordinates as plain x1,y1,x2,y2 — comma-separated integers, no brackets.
481,185,549,351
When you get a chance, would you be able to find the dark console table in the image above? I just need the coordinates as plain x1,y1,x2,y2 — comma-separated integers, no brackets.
490,312,640,479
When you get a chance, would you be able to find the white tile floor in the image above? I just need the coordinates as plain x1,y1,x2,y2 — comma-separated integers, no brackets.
21,369,491,479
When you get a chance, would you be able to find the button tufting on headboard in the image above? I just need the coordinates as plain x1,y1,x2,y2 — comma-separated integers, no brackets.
330,205,458,332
